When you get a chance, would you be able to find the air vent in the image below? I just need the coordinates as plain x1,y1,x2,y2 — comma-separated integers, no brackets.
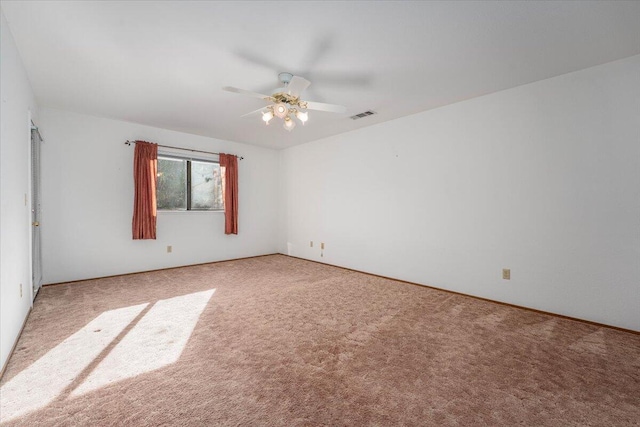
350,110,376,120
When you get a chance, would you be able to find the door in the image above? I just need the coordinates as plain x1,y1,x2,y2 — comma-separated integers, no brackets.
31,127,43,298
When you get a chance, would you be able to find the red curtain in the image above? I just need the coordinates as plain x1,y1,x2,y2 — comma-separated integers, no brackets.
132,141,158,239
219,153,238,235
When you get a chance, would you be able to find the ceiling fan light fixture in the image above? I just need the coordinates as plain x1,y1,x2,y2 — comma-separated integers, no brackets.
223,73,346,133
283,116,296,132
274,102,288,119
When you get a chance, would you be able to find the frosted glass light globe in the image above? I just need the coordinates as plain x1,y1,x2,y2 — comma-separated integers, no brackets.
296,110,308,124
274,103,288,119
262,110,274,124
283,117,296,131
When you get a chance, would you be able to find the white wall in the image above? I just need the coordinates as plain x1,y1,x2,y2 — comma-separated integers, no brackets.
0,9,39,370
39,108,279,284
279,55,640,331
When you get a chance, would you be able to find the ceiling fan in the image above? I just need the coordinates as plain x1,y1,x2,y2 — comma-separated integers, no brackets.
223,72,346,131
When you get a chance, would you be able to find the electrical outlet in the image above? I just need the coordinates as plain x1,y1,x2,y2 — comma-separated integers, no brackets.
20,283,23,298
310,241,313,247
167,245,172,253
321,242,325,250
502,269,511,280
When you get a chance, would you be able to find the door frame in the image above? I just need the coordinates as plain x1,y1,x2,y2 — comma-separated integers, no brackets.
27,110,43,303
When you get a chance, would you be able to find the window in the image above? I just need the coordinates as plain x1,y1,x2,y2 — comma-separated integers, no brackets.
157,155,224,211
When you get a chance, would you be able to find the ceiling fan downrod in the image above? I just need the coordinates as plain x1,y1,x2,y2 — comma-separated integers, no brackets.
278,72,294,86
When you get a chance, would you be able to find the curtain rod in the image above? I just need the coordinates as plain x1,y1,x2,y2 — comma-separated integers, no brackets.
124,140,244,160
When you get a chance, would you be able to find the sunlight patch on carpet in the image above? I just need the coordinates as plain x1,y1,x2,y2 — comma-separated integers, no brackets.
71,289,215,397
568,329,607,356
520,318,557,340
0,303,148,423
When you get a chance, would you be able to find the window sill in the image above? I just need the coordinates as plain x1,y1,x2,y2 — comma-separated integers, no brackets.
158,210,224,214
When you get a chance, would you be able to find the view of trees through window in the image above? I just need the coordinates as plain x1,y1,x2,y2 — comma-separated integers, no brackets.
157,156,224,211
157,158,186,209
191,160,223,209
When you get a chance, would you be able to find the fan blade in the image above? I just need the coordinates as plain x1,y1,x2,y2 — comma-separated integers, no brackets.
286,76,311,98
240,107,268,118
299,36,333,74
222,86,272,101
234,49,287,73
308,71,372,87
304,101,346,114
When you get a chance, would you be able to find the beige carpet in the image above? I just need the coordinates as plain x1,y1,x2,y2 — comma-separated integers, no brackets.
1,254,638,426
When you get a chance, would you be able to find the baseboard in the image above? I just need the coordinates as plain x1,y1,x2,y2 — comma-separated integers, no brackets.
281,253,639,336
43,253,279,287
0,306,33,381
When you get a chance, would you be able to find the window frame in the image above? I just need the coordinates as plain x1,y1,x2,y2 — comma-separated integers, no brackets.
156,153,224,212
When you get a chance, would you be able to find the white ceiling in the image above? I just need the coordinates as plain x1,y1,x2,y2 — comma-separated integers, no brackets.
2,1,640,150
